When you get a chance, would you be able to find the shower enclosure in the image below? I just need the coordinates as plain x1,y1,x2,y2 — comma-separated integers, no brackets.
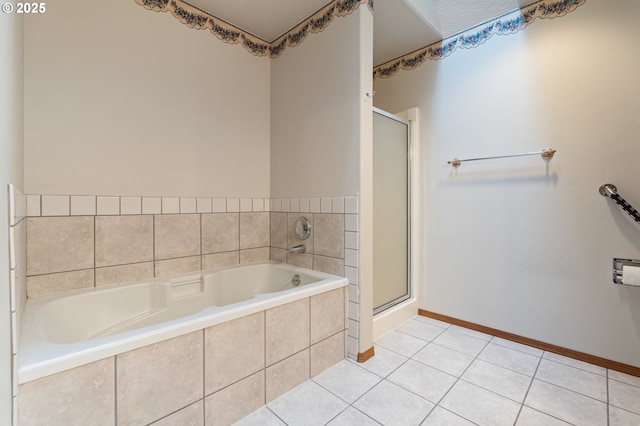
372,108,411,315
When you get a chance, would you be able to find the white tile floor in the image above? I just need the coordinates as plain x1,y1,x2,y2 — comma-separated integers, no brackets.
235,316,640,426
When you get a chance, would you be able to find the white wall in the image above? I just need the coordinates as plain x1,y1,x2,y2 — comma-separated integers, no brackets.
0,10,24,425
270,10,362,198
374,0,640,367
25,0,270,197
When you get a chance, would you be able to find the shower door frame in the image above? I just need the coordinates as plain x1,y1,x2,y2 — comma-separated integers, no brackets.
372,107,412,316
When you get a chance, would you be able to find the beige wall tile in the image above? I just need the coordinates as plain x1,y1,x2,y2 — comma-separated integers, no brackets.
155,214,201,260
202,251,239,270
19,358,114,426
240,212,270,249
310,332,345,377
95,262,154,286
201,213,239,254
27,216,94,275
266,298,309,366
287,252,313,269
117,331,203,426
270,212,287,249
314,214,344,259
266,349,310,403
41,195,70,216
288,214,313,253
97,196,120,215
155,256,201,278
95,215,153,267
70,195,96,216
205,371,264,426
311,288,345,344
313,255,345,276
153,401,203,426
240,247,270,264
270,248,287,263
204,312,265,394
26,269,94,298
142,197,161,214
120,197,142,215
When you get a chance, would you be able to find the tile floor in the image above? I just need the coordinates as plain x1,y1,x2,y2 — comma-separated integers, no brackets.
235,315,640,426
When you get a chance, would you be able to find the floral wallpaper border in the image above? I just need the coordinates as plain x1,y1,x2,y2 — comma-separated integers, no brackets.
373,0,585,80
134,0,372,58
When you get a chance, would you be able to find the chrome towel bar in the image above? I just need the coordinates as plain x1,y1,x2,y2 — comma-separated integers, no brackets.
447,148,556,168
599,184,640,224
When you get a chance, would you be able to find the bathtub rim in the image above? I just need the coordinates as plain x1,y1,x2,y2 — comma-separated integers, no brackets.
19,261,347,384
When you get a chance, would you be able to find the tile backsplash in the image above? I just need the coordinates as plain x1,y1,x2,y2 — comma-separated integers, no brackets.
23,193,361,359
25,212,272,297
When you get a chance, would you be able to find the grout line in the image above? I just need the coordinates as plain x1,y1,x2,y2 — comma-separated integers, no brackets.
202,383,207,422
608,376,640,389
264,311,267,406
93,216,96,289
489,336,544,358
152,214,156,277
308,296,312,379
412,335,491,425
266,406,289,425
237,212,241,260
26,266,96,278
201,330,205,408
392,325,447,343
532,375,610,405
472,356,538,380
606,368,610,426
513,351,541,424
541,353,609,378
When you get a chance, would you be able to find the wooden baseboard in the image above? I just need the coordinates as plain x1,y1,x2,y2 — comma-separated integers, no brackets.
357,346,375,363
419,309,640,378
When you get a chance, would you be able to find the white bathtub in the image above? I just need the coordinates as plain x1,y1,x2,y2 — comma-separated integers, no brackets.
19,261,347,383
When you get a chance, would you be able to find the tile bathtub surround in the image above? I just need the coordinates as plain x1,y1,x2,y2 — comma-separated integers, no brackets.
202,213,239,253
266,298,310,366
95,215,153,267
24,197,358,308
17,288,347,426
237,315,640,426
117,331,203,425
270,211,351,282
240,212,270,249
24,193,361,358
270,197,359,360
154,214,201,260
18,358,115,426
26,216,94,276
24,211,272,298
204,311,265,394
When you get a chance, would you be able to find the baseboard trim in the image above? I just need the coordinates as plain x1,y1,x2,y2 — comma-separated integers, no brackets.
357,346,375,363
419,309,640,378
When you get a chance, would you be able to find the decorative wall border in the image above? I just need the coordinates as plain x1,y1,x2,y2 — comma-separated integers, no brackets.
134,0,372,58
373,0,585,80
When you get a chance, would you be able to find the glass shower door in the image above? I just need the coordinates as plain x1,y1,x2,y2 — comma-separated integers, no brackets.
373,108,410,314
